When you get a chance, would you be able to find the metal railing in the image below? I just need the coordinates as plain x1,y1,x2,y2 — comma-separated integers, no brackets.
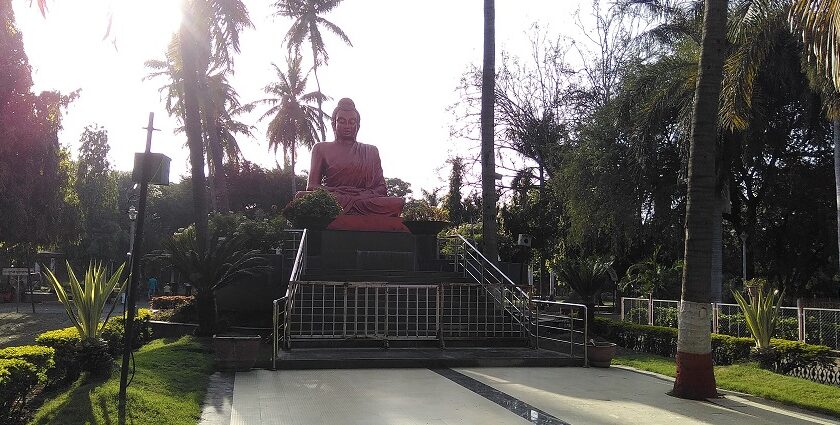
441,235,589,364
620,296,840,350
272,229,307,369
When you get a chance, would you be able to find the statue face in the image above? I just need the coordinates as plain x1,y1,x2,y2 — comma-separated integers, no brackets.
334,109,359,140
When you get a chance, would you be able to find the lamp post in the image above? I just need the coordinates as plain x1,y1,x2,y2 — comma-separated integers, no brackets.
125,206,138,311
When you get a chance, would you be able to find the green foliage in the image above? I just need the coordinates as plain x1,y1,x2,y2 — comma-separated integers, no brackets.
35,309,153,383
42,262,126,341
0,346,55,384
386,177,413,198
550,255,614,302
445,157,465,225
620,248,682,296
165,227,270,335
209,212,287,252
0,358,39,425
752,339,833,374
150,296,194,310
402,199,448,221
732,282,784,349
282,188,342,228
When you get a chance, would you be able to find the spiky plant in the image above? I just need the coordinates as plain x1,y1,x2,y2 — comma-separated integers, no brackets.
732,281,785,349
42,262,126,378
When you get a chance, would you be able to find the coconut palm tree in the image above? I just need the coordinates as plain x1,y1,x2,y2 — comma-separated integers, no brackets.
274,0,352,141
789,0,840,280
244,54,326,194
671,0,728,400
481,0,499,263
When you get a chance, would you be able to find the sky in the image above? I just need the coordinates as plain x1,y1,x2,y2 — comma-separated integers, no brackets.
14,0,581,195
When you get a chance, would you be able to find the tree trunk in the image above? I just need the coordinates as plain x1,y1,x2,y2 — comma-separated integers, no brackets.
194,289,217,337
291,143,296,195
711,190,723,302
481,0,499,262
312,41,326,142
834,119,840,296
196,71,230,214
178,19,209,254
672,0,727,400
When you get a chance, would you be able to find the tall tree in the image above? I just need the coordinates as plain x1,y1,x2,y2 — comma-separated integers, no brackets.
481,0,499,262
672,0,728,399
275,0,352,141
447,157,465,225
789,0,840,287
245,54,325,194
75,125,121,261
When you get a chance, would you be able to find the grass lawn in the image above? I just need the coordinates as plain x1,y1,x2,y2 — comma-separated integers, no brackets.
614,351,840,418
29,336,214,425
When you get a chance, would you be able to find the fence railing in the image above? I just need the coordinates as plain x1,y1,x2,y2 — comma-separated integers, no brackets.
272,229,307,369
441,235,589,364
620,296,840,350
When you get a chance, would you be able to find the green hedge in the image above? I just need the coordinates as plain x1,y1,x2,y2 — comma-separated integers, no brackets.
596,318,834,374
593,317,755,365
0,346,55,385
150,296,194,311
35,309,153,383
0,358,39,425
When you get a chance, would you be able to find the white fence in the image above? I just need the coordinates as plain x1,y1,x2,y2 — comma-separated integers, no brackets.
620,297,840,350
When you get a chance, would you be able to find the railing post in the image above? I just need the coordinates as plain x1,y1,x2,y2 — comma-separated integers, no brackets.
797,298,805,343
437,283,445,349
648,292,654,326
583,305,589,367
620,297,625,321
272,299,277,370
534,300,540,350
712,303,719,334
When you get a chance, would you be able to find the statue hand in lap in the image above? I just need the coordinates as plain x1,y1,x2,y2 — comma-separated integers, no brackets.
303,98,404,217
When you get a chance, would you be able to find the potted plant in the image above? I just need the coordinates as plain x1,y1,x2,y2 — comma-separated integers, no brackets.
282,188,342,230
42,262,127,380
551,254,617,367
401,199,450,235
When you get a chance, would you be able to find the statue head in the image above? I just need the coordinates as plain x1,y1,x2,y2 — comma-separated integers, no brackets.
332,97,360,141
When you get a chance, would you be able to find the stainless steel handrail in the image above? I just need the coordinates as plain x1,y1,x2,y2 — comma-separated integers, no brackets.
272,229,308,367
439,234,589,363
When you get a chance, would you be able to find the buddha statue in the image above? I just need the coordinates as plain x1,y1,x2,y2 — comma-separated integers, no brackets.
300,98,407,231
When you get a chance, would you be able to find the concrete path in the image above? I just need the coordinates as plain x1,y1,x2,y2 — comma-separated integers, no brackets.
202,366,839,425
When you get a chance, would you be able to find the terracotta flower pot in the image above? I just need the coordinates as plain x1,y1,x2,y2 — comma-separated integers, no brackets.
587,341,617,367
213,335,261,371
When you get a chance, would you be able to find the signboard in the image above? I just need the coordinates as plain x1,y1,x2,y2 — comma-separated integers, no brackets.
2,268,30,277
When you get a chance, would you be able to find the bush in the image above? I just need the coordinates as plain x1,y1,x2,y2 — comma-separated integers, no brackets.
150,295,194,311
0,346,55,384
402,199,448,221
595,317,761,365
35,309,153,382
282,188,342,228
752,339,833,374
0,358,39,424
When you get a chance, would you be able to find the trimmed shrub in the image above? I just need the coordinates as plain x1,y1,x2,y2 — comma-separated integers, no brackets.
35,309,153,382
753,339,833,374
150,296,194,310
0,358,39,424
0,346,55,384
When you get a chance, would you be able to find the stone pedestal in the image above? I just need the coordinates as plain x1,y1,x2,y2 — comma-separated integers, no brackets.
316,230,416,271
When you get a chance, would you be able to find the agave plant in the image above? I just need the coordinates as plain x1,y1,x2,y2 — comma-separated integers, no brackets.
732,281,785,349
42,262,126,341
42,262,126,378
164,226,270,336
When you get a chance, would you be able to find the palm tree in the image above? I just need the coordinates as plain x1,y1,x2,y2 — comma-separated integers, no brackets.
245,54,326,194
671,0,728,400
165,227,269,336
789,0,840,282
481,0,499,263
274,0,352,141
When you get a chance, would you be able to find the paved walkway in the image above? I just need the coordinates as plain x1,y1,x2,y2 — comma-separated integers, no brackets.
202,366,839,425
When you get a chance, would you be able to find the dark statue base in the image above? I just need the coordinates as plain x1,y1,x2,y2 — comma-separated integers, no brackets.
326,215,409,233
311,230,416,271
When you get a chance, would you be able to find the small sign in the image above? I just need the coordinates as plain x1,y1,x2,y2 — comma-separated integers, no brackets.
2,268,30,277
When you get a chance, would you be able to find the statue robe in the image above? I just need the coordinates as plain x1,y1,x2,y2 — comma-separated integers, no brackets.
307,141,404,216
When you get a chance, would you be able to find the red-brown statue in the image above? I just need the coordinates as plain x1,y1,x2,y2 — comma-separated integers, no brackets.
301,98,407,232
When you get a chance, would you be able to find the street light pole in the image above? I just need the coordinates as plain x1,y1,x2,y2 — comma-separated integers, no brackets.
125,205,137,312
740,231,748,283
